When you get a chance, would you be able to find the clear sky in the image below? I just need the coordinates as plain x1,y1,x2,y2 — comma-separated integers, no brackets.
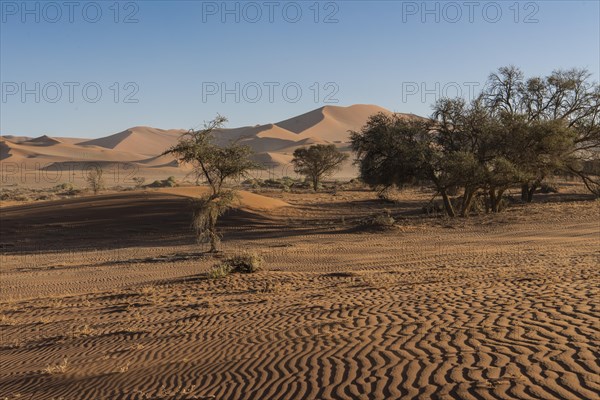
1,0,599,138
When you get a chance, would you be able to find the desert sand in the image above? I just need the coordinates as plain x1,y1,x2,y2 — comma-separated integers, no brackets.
1,184,599,399
1,105,399,188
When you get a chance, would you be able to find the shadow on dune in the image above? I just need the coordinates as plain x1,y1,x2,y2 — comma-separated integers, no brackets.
1,191,427,255
0,192,272,255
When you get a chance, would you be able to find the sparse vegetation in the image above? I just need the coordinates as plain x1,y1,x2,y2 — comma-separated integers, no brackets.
163,115,259,252
190,191,236,253
85,166,105,195
208,263,232,279
292,144,349,191
223,252,264,274
132,176,146,189
0,184,81,203
208,252,264,279
42,356,69,375
361,211,395,230
147,176,177,188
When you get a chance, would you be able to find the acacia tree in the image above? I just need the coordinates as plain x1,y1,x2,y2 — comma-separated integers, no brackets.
483,66,600,199
352,99,578,217
350,113,465,216
292,144,348,191
163,115,258,252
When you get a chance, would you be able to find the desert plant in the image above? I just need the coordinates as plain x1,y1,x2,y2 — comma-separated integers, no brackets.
191,191,236,252
359,211,395,230
163,115,259,252
223,252,263,273
132,176,146,189
483,66,599,201
208,263,232,279
147,177,177,188
85,166,104,195
292,144,348,191
42,356,69,375
208,252,264,279
370,211,395,228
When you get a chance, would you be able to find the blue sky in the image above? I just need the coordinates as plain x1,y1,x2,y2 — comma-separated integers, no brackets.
1,0,599,137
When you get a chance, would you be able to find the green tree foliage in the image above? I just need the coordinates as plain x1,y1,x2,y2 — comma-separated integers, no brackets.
292,144,349,191
483,66,600,199
351,68,585,217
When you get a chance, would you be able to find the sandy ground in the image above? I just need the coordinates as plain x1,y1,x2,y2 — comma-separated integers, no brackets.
0,187,599,399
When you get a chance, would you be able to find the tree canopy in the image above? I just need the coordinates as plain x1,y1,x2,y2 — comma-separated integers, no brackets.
351,66,596,217
163,115,259,251
292,144,349,191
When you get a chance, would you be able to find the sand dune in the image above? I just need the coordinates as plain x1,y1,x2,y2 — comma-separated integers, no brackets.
78,127,186,156
23,135,63,146
157,186,290,211
2,136,149,162
251,151,294,165
0,135,32,143
136,154,181,168
1,105,394,185
276,104,393,141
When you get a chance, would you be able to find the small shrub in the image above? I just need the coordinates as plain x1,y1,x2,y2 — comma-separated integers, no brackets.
242,178,264,188
361,211,395,230
208,252,264,278
422,202,444,215
72,324,95,337
208,263,231,279
372,213,395,227
264,178,282,188
86,167,104,195
225,252,264,273
147,177,178,188
42,357,69,375
54,183,73,192
118,361,131,373
132,177,146,189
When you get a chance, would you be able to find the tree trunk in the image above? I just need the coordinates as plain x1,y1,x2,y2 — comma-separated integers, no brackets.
527,185,536,203
440,190,455,218
489,188,497,213
496,189,505,212
312,176,319,191
460,188,475,217
521,184,529,202
208,214,219,253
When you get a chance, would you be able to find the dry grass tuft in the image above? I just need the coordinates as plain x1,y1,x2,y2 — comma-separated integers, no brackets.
42,356,69,375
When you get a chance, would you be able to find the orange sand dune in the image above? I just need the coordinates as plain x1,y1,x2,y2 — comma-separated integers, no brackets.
78,126,186,156
1,105,397,185
157,186,290,211
276,104,393,141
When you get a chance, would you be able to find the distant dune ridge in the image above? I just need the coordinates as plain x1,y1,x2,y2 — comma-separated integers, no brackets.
0,104,411,184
